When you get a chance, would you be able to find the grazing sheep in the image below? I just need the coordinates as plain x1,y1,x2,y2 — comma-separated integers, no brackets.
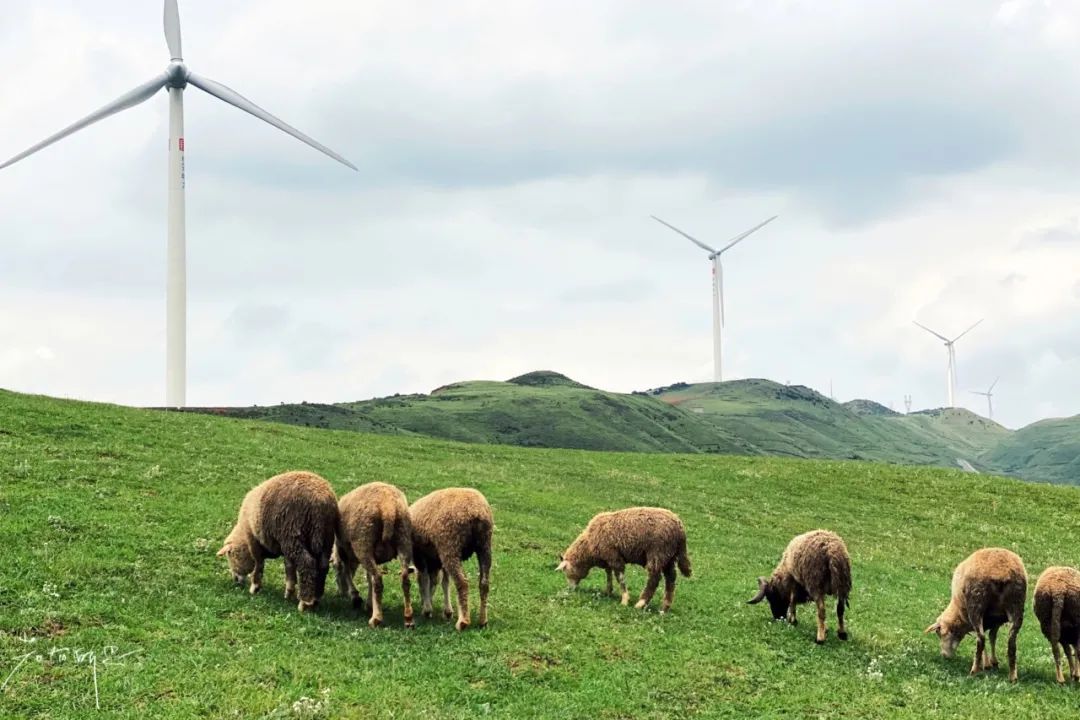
217,470,338,612
1034,566,1080,684
748,529,851,644
333,481,417,628
924,547,1026,682
556,507,692,613
409,488,493,631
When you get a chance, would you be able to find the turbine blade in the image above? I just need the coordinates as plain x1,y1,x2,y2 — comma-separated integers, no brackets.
988,376,999,393
650,216,717,254
951,318,983,343
187,72,357,171
912,321,950,343
0,73,170,171
719,215,779,254
164,0,183,60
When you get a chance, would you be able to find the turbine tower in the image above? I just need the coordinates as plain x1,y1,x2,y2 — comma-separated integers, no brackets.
0,0,356,408
651,214,778,382
970,377,999,420
913,319,983,408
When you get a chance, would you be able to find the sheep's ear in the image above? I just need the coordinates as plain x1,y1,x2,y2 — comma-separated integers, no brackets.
924,622,940,635
216,543,231,557
555,560,568,572
747,577,767,605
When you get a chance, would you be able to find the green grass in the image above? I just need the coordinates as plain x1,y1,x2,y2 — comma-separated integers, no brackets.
980,416,1080,484
5,388,1080,718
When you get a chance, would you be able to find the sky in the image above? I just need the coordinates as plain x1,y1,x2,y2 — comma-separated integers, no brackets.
1,0,1078,429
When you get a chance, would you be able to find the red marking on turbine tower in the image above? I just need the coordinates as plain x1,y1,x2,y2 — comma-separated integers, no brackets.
178,138,185,151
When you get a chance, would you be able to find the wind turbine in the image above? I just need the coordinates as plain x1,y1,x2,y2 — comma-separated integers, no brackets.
651,214,778,382
970,377,999,420
1,0,356,408
913,319,983,408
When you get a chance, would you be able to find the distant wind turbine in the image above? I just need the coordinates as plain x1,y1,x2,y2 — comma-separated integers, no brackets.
970,377,999,420
913,319,983,408
651,214,778,382
0,0,357,408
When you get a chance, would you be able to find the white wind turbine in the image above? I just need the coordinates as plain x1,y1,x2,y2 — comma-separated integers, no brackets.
913,319,983,408
1,0,356,408
651,214,778,382
970,377,999,421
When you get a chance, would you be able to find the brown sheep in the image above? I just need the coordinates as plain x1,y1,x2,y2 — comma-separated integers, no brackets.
748,529,851,644
409,488,493,631
1034,566,1080,684
217,470,338,612
332,481,417,628
924,547,1026,682
556,507,692,613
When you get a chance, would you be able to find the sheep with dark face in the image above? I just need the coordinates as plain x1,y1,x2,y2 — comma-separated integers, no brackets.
217,470,338,612
924,547,1026,682
333,481,417,628
748,529,851,644
409,488,493,631
556,507,692,613
1033,566,1080,684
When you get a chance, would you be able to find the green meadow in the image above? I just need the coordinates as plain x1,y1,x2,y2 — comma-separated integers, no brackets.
3,388,1080,718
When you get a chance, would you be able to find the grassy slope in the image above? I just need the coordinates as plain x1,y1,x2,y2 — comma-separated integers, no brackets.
654,380,1010,467
4,390,1080,718
979,416,1080,484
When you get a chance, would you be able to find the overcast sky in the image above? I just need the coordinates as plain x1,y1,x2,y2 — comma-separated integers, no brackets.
1,0,1078,429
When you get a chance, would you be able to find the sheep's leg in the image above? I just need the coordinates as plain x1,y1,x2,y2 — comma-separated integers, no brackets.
283,558,298,601
787,589,799,626
836,596,848,640
1006,613,1022,683
615,565,629,606
444,558,470,631
659,564,677,614
364,560,384,628
419,570,434,618
477,545,492,628
814,596,827,644
634,563,663,610
987,626,1000,669
605,568,614,596
249,557,264,595
1067,642,1079,681
970,619,986,675
293,547,327,613
401,562,415,629
441,569,455,620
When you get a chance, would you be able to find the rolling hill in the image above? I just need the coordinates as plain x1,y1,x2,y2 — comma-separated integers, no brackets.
180,371,1077,483
978,415,1080,484
5,388,1080,717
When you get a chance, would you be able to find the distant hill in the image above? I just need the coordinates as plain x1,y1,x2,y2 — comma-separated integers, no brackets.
978,415,1080,484
172,371,1080,483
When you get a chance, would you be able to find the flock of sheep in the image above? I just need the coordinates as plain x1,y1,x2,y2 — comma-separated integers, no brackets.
217,470,1080,684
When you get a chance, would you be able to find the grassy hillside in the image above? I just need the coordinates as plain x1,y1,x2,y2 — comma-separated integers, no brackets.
5,389,1080,718
652,379,1009,467
979,415,1080,484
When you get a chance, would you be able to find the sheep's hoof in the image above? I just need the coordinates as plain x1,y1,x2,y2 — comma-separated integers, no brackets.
443,610,454,620
988,659,999,669
404,617,415,629
634,600,647,610
298,600,317,613
369,617,382,629
620,598,630,607
455,619,470,632
815,638,825,645
422,609,432,619
837,630,848,641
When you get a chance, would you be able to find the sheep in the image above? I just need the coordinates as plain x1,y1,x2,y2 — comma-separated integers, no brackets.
556,507,692,613
924,547,1026,682
1034,566,1080,684
332,481,417,628
748,529,851,644
409,488,493,631
217,470,338,612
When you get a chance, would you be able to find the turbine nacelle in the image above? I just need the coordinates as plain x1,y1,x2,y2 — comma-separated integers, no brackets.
166,62,190,89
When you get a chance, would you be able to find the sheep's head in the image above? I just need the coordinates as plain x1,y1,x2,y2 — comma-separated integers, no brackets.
555,554,588,588
216,541,254,584
747,576,788,620
924,615,965,658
